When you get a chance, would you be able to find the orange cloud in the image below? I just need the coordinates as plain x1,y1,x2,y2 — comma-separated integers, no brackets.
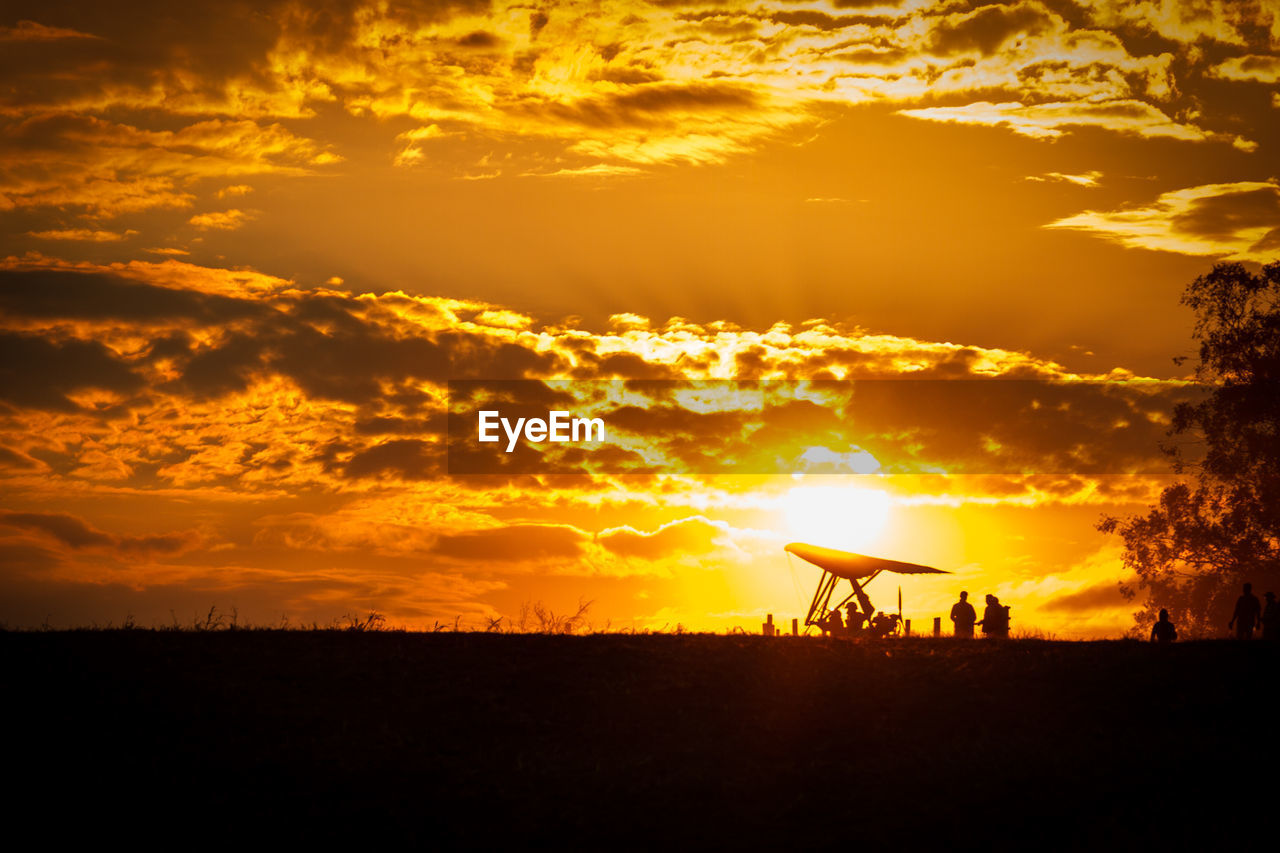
1025,171,1103,187
897,100,1249,149
1210,54,1280,83
0,115,335,218
189,209,254,231
3,0,1269,206
1047,180,1280,261
27,228,137,242
0,257,1194,515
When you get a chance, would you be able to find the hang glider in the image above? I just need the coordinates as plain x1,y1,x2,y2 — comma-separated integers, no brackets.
784,542,949,636
784,542,947,580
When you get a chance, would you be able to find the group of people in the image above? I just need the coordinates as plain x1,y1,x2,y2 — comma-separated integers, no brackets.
823,582,1280,641
819,601,903,639
948,591,1010,638
820,589,1009,639
1151,582,1280,643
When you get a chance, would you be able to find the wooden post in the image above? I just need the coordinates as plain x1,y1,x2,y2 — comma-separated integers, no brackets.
791,617,799,636
933,616,941,637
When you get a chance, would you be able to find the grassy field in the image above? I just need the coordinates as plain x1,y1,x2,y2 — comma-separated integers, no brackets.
6,631,1276,847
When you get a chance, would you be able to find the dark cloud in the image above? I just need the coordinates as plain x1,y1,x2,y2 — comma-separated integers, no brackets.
343,439,439,480
535,81,758,128
178,332,266,398
611,81,757,112
1252,227,1280,253
429,523,587,561
832,47,909,64
530,10,549,39
1170,185,1280,241
353,414,446,436
446,335,565,379
0,268,553,405
604,401,747,439
846,380,1200,475
675,11,760,38
0,1,491,114
830,0,903,8
770,10,883,31
0,269,267,323
0,445,43,470
929,2,1055,56
456,29,499,48
0,510,201,555
0,331,144,411
0,511,113,547
590,66,665,85
445,375,1198,476
270,321,447,403
569,351,679,379
0,1,299,115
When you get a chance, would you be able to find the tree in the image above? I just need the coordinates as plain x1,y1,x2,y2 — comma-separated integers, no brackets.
1099,261,1280,637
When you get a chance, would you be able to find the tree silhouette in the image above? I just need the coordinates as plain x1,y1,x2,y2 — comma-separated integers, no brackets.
1099,261,1280,637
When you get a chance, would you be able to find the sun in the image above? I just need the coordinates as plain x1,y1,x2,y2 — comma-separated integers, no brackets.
781,486,891,552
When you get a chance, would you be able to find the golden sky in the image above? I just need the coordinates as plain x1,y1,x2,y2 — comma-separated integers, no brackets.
2,0,1278,635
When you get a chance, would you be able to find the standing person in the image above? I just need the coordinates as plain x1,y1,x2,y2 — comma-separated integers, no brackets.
1150,609,1177,643
1228,582,1262,640
978,594,1010,638
1261,592,1279,641
950,591,977,638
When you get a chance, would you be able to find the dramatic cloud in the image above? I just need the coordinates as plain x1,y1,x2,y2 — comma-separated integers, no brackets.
0,251,1194,647
0,510,203,558
1047,180,1280,261
897,100,1250,149
3,0,1277,633
0,258,1198,493
1,0,1272,230
0,115,337,217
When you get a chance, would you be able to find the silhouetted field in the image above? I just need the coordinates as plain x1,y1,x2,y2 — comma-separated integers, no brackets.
6,632,1276,848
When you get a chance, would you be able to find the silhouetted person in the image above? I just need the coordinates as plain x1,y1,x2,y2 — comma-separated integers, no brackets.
1262,592,1279,641
1150,609,1177,643
950,591,977,638
869,611,900,639
978,594,1010,638
844,602,866,636
1228,582,1262,640
823,607,844,636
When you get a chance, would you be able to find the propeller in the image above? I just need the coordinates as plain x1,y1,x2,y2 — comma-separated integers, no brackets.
898,585,903,633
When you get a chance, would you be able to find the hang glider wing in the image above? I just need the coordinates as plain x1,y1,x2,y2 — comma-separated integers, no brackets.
784,542,948,580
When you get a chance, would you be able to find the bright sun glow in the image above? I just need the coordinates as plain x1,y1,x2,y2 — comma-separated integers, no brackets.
782,486,891,552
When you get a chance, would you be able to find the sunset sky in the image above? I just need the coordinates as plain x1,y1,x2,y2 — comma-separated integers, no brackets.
2,0,1278,635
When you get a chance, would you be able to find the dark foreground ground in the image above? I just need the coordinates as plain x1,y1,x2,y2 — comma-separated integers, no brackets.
6,632,1278,848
